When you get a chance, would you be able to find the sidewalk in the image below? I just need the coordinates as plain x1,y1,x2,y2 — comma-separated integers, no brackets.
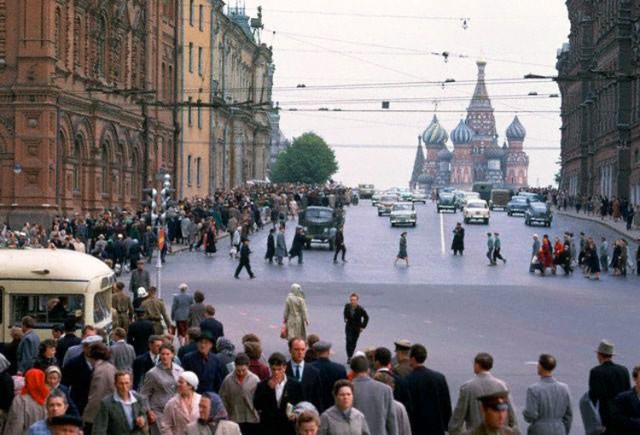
554,207,640,242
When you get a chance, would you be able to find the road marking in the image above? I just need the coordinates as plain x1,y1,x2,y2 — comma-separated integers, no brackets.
424,320,432,324
440,211,445,254
525,361,538,365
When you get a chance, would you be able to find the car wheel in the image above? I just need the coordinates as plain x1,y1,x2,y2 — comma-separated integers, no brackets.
391,223,395,227
377,212,382,216
484,218,489,224
329,240,334,250
437,208,440,213
412,222,416,227
464,217,469,224
507,211,512,216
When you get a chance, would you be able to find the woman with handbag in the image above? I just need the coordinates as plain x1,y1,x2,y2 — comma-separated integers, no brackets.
283,283,309,340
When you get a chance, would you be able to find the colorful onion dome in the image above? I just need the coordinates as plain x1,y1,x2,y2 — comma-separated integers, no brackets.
506,116,526,141
450,119,474,145
422,115,449,146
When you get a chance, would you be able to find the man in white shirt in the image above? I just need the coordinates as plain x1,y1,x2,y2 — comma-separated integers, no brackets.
93,371,150,435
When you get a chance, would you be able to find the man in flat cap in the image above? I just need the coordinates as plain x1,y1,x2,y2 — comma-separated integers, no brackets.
50,414,84,435
465,390,516,435
392,339,412,377
309,341,347,413
588,339,630,434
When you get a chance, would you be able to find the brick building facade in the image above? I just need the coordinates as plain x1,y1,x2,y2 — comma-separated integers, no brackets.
557,0,640,204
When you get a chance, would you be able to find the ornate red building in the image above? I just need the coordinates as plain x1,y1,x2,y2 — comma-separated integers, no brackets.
0,0,177,225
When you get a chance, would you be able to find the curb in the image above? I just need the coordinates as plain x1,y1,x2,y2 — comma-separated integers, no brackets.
555,209,640,242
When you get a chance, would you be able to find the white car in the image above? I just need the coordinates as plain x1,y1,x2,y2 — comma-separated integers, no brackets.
412,189,428,204
390,202,417,227
463,200,490,224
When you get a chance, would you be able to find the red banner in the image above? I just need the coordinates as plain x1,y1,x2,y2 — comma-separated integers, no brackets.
157,228,165,250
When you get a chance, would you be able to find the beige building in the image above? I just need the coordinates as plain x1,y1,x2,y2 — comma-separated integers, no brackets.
177,0,273,196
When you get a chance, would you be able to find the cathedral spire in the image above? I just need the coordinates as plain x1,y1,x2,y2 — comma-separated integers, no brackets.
468,59,492,110
410,137,426,187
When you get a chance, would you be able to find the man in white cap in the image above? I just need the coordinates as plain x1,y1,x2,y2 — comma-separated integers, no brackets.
588,339,630,434
171,283,194,346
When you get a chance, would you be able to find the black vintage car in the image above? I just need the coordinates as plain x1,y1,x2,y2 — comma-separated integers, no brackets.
298,206,345,249
437,192,457,213
524,202,553,227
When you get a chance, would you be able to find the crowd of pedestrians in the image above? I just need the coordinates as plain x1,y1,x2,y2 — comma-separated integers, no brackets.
0,278,639,435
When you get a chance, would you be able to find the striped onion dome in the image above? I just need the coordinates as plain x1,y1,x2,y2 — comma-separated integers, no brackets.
506,116,526,140
422,115,449,146
450,119,474,145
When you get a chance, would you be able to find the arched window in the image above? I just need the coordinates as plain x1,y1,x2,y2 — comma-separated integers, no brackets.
96,15,107,76
73,16,82,68
73,135,82,190
101,144,109,194
54,8,62,59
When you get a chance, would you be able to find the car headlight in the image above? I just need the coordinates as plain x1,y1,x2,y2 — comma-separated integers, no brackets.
303,227,308,232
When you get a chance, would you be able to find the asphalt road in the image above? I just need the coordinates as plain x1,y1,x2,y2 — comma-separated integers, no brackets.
145,200,639,433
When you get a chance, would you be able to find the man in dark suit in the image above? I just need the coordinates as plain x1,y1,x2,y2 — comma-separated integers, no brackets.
62,337,98,415
254,352,304,435
132,335,164,390
343,293,369,363
589,339,631,434
55,318,81,363
611,364,640,434
374,346,413,415
181,331,227,393
129,259,151,294
405,343,452,435
127,308,154,356
309,341,347,413
286,337,323,412
199,305,224,349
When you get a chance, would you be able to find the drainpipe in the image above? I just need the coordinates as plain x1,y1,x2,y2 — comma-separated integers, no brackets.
173,0,181,197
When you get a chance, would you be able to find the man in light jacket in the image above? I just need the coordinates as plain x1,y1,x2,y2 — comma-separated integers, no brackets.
449,353,518,435
171,283,194,346
17,316,40,374
523,353,572,435
351,355,398,435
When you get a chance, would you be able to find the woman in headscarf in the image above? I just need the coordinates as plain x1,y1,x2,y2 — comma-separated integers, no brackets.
161,371,201,435
4,368,48,434
186,392,241,435
0,354,14,432
45,365,79,416
283,283,309,340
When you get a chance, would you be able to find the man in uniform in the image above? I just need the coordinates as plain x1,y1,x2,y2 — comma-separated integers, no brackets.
112,281,134,331
392,339,412,377
129,259,150,295
141,286,172,335
465,389,516,435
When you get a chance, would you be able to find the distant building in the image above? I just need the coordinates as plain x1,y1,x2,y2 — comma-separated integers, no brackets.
410,60,530,192
267,110,290,177
557,1,640,204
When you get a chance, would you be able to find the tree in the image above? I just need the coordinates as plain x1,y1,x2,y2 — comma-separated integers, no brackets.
271,132,339,184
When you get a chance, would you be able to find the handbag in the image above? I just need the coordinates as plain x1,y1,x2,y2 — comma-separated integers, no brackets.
280,323,288,340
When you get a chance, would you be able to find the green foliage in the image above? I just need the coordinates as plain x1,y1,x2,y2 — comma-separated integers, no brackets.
553,157,562,186
271,132,339,184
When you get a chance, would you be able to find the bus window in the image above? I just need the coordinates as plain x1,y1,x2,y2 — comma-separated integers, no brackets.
12,295,84,326
93,289,111,324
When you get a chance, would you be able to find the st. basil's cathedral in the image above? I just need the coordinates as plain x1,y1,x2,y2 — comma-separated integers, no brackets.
410,59,530,191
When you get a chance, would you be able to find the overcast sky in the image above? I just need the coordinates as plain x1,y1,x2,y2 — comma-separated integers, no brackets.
241,0,570,188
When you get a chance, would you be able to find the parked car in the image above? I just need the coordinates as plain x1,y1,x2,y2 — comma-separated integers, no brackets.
377,195,399,216
412,189,428,204
298,206,343,249
390,202,417,227
506,196,530,216
358,184,375,199
437,192,457,213
489,189,511,210
463,200,490,224
524,202,553,227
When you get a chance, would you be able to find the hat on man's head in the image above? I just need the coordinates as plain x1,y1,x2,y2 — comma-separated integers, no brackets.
595,339,615,356
477,387,510,407
49,415,83,428
312,341,332,352
198,330,214,343
394,339,412,351
82,335,102,345
179,283,188,290
180,371,199,390
137,287,148,298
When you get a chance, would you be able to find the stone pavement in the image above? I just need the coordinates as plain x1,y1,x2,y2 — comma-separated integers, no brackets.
554,206,640,242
